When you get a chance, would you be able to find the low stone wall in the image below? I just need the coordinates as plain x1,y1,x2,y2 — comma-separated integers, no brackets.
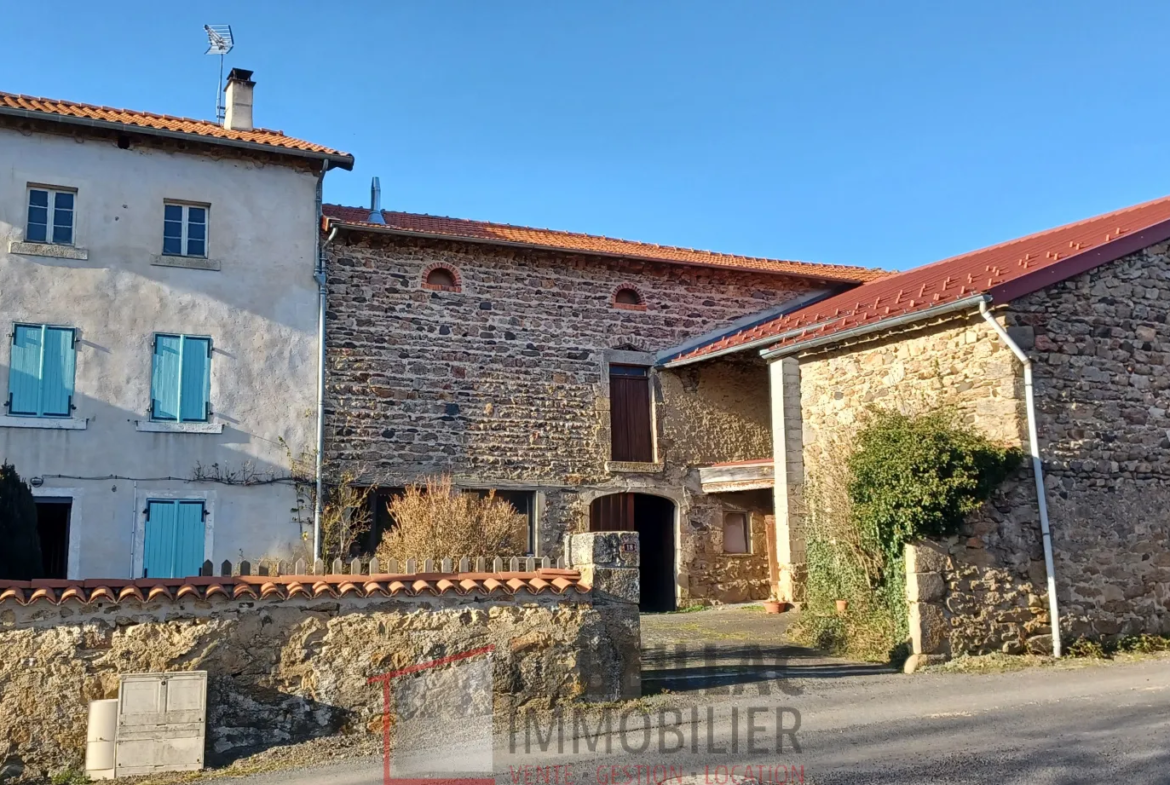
905,538,1052,672
0,535,640,781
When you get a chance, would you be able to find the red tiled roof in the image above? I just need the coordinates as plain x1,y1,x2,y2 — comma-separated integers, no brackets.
667,194,1170,364
0,570,586,606
0,91,353,168
323,205,884,284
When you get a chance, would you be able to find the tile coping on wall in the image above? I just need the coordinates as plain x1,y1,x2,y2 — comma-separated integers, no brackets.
0,569,587,606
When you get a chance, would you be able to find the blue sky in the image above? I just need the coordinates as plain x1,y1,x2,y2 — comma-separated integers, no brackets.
4,1,1169,270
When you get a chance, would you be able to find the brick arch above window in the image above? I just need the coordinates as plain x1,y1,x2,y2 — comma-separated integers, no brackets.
421,263,462,292
612,284,647,311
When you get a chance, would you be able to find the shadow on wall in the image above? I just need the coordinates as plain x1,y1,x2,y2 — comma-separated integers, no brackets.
9,223,316,333
0,361,294,482
208,680,349,766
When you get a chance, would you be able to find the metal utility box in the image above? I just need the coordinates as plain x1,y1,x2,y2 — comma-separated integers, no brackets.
114,671,207,778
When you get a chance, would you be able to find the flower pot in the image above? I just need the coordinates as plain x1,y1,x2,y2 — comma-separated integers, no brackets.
763,600,783,614
835,599,848,614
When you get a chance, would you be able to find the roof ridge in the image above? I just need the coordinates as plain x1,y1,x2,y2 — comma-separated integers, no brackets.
325,204,882,274
666,192,1170,365
1,91,241,133
903,193,1170,274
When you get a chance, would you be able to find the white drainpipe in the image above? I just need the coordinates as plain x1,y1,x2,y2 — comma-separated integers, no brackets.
979,299,1063,657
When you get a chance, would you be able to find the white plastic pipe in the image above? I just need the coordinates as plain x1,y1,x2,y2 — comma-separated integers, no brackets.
979,300,1063,657
85,698,118,780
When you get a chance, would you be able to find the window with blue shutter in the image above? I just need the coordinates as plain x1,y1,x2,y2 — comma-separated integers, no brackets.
143,500,206,578
6,324,76,418
150,334,211,422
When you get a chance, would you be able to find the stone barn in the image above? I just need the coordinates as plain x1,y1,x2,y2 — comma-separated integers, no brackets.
666,194,1170,654
319,202,883,609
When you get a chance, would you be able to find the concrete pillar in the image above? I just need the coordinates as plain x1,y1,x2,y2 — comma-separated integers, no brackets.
568,531,641,699
769,356,806,603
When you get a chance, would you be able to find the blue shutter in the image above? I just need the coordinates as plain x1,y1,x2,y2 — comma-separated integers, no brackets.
143,500,205,578
40,327,75,417
151,335,181,421
143,501,178,578
179,337,210,422
174,502,206,577
8,325,42,415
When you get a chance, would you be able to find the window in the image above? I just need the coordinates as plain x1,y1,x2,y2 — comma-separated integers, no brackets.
613,287,644,309
142,500,206,578
473,489,537,555
422,265,460,291
163,203,208,257
6,324,76,418
151,334,212,422
26,187,75,245
609,365,654,462
362,486,406,556
723,512,750,554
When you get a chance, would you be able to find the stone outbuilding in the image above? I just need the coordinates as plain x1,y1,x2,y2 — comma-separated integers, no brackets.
666,194,1170,655
319,202,883,609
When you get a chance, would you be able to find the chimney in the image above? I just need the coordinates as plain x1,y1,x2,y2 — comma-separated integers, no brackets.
368,177,386,224
224,68,255,131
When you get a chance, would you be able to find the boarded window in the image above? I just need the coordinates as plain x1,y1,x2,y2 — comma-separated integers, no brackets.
609,365,653,462
723,512,750,554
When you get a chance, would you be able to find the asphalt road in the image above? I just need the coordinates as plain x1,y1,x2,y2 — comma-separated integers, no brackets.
212,654,1170,785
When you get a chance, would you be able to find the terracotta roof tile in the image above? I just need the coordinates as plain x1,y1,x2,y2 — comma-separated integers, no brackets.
0,570,587,607
0,91,352,167
668,194,1170,363
323,204,884,284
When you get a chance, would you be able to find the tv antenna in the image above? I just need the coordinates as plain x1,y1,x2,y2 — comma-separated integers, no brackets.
204,24,235,124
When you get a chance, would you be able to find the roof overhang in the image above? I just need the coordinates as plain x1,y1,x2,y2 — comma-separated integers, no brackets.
323,218,874,285
658,288,843,368
759,294,990,361
0,105,355,171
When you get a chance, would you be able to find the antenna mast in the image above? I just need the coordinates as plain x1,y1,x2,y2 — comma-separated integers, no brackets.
203,25,235,124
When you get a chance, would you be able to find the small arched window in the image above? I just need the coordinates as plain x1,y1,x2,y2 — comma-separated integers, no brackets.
613,286,645,310
422,265,460,291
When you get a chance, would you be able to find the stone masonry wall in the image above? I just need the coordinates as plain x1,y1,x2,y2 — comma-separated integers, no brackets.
798,316,1052,656
0,548,638,780
325,234,813,487
325,234,810,602
659,357,772,468
1008,243,1170,639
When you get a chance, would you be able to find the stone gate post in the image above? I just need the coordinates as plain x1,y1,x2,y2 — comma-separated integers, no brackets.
568,531,641,700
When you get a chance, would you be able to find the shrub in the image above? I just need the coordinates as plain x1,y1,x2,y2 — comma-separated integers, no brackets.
848,408,1023,569
0,462,43,580
792,407,1023,662
376,476,527,562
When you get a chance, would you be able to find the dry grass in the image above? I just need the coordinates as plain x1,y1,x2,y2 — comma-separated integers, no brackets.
376,475,527,562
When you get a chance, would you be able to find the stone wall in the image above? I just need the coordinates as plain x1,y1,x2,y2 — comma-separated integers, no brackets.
325,233,813,486
659,357,772,468
1008,243,1170,639
794,316,1051,655
324,232,806,602
0,540,638,781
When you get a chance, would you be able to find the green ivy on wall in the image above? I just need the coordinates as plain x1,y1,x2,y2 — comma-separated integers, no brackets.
793,407,1024,662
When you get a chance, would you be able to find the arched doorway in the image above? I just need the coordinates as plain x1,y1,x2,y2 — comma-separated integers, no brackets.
589,492,676,612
